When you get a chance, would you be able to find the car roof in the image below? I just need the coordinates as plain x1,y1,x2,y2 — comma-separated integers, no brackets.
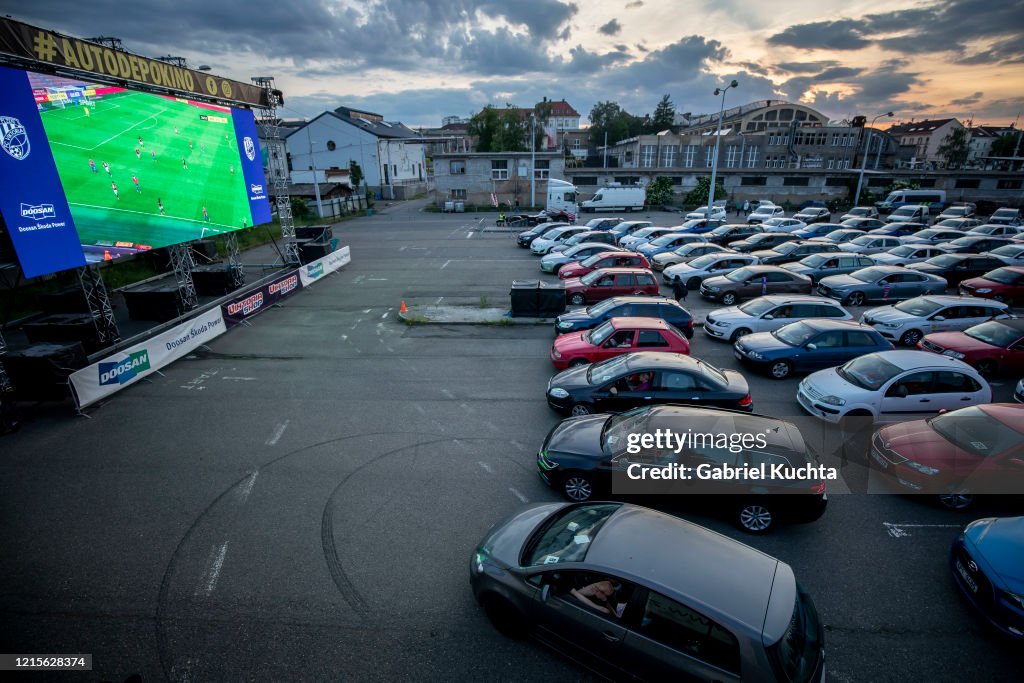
980,404,1024,433
744,264,800,273
571,242,621,251
873,349,976,371
588,267,654,275
755,294,841,305
624,351,710,370
585,503,781,633
913,294,1007,306
798,319,876,331
609,316,673,330
601,296,679,306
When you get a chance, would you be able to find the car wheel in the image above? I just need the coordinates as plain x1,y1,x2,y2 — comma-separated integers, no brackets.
730,328,752,342
770,360,793,380
687,277,702,290
567,358,589,368
938,492,975,510
570,293,586,305
975,360,996,377
569,402,594,416
721,292,737,306
561,472,594,502
899,329,923,347
846,291,866,307
480,594,528,639
735,501,775,534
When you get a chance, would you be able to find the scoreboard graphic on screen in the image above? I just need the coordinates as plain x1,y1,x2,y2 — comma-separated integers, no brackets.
0,65,272,278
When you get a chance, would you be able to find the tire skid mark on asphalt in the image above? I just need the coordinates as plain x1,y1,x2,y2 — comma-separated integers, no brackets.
882,522,962,538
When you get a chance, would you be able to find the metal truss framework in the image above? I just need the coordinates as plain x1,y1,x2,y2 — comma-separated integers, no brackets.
0,331,11,394
224,232,246,288
252,76,300,266
77,264,121,345
167,244,198,313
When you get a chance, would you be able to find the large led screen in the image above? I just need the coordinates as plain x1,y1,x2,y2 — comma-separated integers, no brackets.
0,65,271,278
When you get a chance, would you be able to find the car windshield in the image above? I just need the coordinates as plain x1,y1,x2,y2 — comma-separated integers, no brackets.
601,407,651,453
581,253,606,267
586,320,616,345
948,238,978,248
650,234,677,246
926,254,961,268
935,220,961,228
851,267,889,282
688,254,719,269
888,246,915,257
709,226,732,236
775,242,800,254
850,236,874,245
697,360,729,388
832,231,860,242
848,208,870,216
585,299,617,316
970,226,997,235
739,298,777,315
768,585,823,683
984,268,1023,285
964,321,1021,348
894,297,942,316
541,228,562,239
632,228,656,239
522,503,621,566
586,355,633,384
929,407,1022,457
993,209,1017,218
564,245,586,257
773,322,818,347
836,354,902,390
726,267,756,282
674,243,701,256
990,245,1023,257
680,220,703,229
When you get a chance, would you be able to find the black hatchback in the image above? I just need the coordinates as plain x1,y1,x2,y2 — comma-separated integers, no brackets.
554,296,694,338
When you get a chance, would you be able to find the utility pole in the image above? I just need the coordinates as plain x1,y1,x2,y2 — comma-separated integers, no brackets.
853,112,893,206
530,113,536,209
708,80,738,215
305,125,323,219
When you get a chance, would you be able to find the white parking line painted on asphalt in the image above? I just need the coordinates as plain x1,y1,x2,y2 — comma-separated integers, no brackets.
441,259,451,269
381,309,391,319
435,296,444,304
883,522,962,538
363,309,372,314
353,275,365,284
266,420,289,446
367,278,389,281
222,376,256,381
415,404,426,415
198,542,229,596
465,231,474,239
478,461,494,474
509,487,529,503
238,471,259,502
440,388,454,399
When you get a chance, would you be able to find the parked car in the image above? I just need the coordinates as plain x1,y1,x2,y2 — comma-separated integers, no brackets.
747,204,786,224
546,352,751,416
531,225,592,255
752,241,841,266
837,235,904,255
871,244,946,267
553,296,694,337
985,244,1024,266
558,252,652,280
871,405,1024,514
967,224,1024,238
934,218,983,231
685,204,727,221
541,242,622,274
883,204,933,224
650,242,723,271
782,253,876,284
793,207,831,224
699,265,813,305
470,501,827,681
581,217,625,230
619,227,680,250
563,268,661,306
548,230,616,254
861,295,1009,347
517,221,568,247
950,514,1024,638
918,319,1024,377
793,222,847,239
934,205,977,222
730,231,800,253
899,228,966,245
796,350,990,425
840,206,880,221
550,317,690,370
908,254,1006,286
670,218,727,234
607,220,653,243
758,217,807,232
704,294,851,343
817,266,948,306
663,252,759,289
959,266,1024,304
938,236,1016,254
841,218,886,231
534,407,830,534
704,224,764,246
867,222,929,237
635,233,708,260
735,319,891,379
808,228,866,245
987,207,1022,226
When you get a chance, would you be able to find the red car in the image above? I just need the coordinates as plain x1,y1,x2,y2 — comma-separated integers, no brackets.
959,266,1024,304
869,403,1024,509
918,318,1024,377
558,251,651,280
562,267,661,305
550,316,690,370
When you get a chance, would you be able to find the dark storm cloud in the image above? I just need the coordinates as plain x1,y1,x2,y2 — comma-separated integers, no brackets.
599,19,622,36
601,35,728,89
733,62,770,76
955,38,1024,65
767,20,871,51
950,91,984,106
557,45,631,74
773,61,841,74
779,66,863,102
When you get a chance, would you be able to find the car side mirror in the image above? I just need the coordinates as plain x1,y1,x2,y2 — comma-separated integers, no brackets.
764,314,774,320
609,386,618,396
540,584,551,603
933,316,945,322
806,343,817,351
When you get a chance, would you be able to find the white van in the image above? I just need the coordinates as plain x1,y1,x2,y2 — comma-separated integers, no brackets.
580,184,646,212
876,189,946,213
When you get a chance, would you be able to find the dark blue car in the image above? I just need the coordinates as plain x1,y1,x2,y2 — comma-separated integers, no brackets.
553,296,694,338
951,516,1024,640
733,318,893,379
793,223,846,239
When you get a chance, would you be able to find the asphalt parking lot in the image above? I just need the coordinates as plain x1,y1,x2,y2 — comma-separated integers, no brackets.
1,204,1021,682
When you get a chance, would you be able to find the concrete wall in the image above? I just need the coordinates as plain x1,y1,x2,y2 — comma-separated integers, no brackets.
433,153,566,206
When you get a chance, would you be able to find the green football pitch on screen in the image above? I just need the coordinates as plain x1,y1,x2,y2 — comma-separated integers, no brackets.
40,90,257,252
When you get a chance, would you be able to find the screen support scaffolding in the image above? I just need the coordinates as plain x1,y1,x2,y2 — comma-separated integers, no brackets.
252,77,299,267
224,232,245,288
0,331,12,394
167,244,198,312
76,264,120,345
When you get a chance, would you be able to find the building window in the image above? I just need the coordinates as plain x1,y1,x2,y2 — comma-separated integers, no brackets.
917,178,937,188
574,176,597,185
670,177,684,185
450,189,467,199
450,160,466,175
705,146,714,167
825,176,848,186
831,134,840,146
741,176,768,186
572,138,581,150
614,176,640,185
997,178,1023,189
764,155,786,169
640,144,657,167
827,159,835,169
725,145,740,168
746,146,759,168
839,159,851,169
326,140,336,151
783,177,810,186
534,159,550,179
868,177,891,187
955,178,981,189
682,145,697,167
491,159,509,180
660,145,678,167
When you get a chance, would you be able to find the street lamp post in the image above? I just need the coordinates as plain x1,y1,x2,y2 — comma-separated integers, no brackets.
304,125,324,218
707,80,738,216
853,111,894,206
530,114,537,209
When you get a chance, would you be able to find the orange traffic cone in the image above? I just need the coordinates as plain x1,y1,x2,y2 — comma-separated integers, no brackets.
400,300,408,314
103,249,112,261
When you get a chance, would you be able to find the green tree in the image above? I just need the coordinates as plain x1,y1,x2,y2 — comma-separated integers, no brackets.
290,196,312,220
937,128,969,169
991,131,1022,157
468,105,530,152
684,176,726,206
885,179,920,194
650,95,676,132
588,101,644,152
645,177,674,207
349,160,364,188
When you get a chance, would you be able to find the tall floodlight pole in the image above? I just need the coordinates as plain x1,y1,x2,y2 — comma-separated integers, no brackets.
853,111,894,206
305,125,323,218
530,113,537,209
708,80,738,215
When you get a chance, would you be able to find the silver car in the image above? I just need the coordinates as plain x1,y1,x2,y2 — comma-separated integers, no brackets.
470,501,826,682
541,242,624,273
759,217,807,232
899,228,964,245
861,295,1010,347
837,235,903,255
650,241,723,271
782,252,876,284
985,244,1024,266
809,228,866,245
663,252,758,288
933,218,982,230
871,244,946,267
531,226,591,255
840,206,879,221
968,224,1024,238
704,294,851,342
817,265,948,306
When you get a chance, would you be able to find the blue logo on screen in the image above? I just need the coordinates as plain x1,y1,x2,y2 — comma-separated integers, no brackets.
244,136,255,161
20,202,55,221
0,115,31,160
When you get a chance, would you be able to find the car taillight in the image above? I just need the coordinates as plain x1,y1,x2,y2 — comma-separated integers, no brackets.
810,481,826,495
738,394,752,407
687,319,694,330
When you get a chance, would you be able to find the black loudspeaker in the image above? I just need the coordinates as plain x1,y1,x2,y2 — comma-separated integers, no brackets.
191,265,237,296
537,281,567,316
191,239,219,262
295,225,333,242
1,342,88,401
37,285,91,313
122,278,184,321
22,313,103,352
510,280,540,317
299,240,332,264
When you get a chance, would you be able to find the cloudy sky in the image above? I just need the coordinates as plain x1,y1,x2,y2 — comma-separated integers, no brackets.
4,0,1023,128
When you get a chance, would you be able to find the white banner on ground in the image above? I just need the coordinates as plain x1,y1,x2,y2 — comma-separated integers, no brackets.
70,307,227,409
298,245,351,286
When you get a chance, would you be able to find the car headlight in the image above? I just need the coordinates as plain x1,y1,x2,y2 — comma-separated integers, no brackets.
1000,590,1024,610
942,350,966,360
746,350,764,360
705,285,720,292
879,321,902,329
821,395,847,406
904,460,939,475
557,321,572,330
552,349,562,359
548,387,570,399
976,288,992,293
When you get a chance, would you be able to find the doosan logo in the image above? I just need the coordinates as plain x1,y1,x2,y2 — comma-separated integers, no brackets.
20,203,56,221
98,350,151,386
250,183,264,195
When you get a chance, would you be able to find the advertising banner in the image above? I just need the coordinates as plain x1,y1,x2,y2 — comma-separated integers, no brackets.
69,307,226,409
232,110,273,226
221,270,301,327
298,246,351,287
